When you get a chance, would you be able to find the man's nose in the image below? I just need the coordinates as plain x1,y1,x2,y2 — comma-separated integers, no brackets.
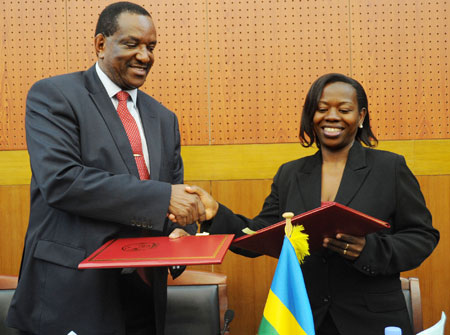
136,46,151,63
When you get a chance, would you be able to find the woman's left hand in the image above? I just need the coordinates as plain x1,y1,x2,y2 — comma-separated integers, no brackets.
323,233,366,260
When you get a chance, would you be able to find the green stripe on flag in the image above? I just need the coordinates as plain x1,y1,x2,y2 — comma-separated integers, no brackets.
258,315,278,334
262,290,308,335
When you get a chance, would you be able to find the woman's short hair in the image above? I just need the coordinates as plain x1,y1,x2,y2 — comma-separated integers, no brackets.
299,73,378,148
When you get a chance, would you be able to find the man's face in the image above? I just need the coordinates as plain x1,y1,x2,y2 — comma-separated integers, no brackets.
96,12,157,89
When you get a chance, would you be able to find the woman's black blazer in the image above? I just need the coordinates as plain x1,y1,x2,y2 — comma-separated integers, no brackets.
207,141,439,335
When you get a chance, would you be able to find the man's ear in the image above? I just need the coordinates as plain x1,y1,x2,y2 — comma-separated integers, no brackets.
94,34,106,58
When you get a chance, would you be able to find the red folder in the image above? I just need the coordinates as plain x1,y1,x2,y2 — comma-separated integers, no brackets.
231,202,390,258
79,234,234,269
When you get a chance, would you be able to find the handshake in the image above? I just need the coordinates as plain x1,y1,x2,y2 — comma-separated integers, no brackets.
168,184,219,226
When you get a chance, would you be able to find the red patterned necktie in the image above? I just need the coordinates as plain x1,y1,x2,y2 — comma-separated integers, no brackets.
116,91,150,180
116,91,152,284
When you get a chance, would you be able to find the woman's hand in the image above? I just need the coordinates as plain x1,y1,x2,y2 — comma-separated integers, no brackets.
323,233,366,261
185,185,219,220
167,185,219,222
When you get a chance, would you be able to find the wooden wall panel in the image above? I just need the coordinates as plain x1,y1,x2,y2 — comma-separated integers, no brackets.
210,180,277,335
207,0,351,145
0,0,68,150
351,0,450,140
0,185,29,275
144,1,210,146
66,0,110,71
1,0,450,150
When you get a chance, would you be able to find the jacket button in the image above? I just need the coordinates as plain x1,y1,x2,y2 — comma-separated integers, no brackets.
322,296,330,303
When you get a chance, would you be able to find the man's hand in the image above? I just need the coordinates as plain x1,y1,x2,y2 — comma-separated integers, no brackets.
168,184,206,226
185,185,219,220
168,228,190,239
323,233,366,261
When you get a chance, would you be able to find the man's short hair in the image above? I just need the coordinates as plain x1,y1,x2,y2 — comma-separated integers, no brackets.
95,1,151,37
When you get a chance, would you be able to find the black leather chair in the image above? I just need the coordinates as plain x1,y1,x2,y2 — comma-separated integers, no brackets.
165,270,229,335
401,276,423,334
2,272,229,335
0,273,421,335
0,275,19,335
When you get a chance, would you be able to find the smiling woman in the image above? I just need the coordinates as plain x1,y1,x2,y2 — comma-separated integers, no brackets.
187,73,440,335
298,74,379,203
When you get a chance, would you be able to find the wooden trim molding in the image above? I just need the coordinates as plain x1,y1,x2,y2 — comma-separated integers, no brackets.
182,139,450,180
1,139,450,185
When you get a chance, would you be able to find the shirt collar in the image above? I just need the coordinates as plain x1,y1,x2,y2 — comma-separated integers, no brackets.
95,62,138,105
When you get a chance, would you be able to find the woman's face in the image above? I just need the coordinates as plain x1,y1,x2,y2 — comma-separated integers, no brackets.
313,81,366,152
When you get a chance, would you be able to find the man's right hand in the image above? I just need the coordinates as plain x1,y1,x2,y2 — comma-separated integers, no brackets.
168,184,206,226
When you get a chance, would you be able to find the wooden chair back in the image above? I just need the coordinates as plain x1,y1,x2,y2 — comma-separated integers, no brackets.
401,276,423,334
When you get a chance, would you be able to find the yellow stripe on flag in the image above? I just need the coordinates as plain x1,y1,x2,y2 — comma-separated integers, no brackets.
263,290,308,335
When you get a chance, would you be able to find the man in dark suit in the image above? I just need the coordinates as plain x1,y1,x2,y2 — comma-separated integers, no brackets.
6,2,204,334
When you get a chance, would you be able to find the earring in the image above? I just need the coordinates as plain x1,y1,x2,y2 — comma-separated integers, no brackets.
359,124,363,129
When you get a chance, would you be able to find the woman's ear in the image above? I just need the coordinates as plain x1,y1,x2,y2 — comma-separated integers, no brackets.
359,107,367,128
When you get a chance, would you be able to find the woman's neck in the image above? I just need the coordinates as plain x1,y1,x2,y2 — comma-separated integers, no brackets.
320,140,354,164
320,142,354,202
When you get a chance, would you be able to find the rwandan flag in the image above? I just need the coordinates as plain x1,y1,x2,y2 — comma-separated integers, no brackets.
258,226,315,335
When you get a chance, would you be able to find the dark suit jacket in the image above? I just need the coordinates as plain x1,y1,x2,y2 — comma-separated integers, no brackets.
7,66,194,335
206,141,439,335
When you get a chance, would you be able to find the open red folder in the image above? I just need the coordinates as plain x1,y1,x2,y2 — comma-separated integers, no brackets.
79,234,234,269
231,202,390,258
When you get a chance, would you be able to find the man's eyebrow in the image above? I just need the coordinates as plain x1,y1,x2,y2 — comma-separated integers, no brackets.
122,36,139,41
121,36,157,45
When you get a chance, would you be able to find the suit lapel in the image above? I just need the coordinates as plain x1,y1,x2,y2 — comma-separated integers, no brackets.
296,150,322,211
83,66,140,178
137,92,161,181
294,142,371,210
335,142,371,205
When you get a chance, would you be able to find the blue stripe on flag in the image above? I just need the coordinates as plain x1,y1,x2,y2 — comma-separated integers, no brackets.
270,236,315,334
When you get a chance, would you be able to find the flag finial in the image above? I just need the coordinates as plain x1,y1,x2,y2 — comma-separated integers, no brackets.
282,212,310,264
283,212,294,237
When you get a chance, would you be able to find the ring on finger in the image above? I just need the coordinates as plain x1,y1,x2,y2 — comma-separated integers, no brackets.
343,249,347,255
345,243,349,250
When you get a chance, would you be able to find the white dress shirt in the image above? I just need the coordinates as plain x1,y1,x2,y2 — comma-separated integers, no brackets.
95,62,150,176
